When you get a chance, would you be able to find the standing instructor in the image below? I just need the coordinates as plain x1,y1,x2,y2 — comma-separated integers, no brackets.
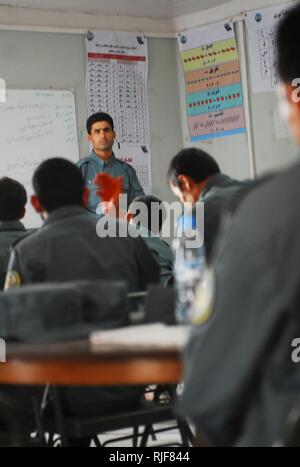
77,112,144,215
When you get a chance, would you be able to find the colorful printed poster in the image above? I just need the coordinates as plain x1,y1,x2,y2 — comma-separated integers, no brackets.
178,21,246,142
86,31,151,194
246,3,293,94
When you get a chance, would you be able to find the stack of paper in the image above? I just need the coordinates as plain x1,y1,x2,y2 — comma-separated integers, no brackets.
90,323,190,350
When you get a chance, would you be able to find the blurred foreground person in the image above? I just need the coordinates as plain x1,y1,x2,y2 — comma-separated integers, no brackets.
180,3,300,447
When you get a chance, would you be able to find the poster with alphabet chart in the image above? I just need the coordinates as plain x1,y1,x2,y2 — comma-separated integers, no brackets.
246,3,293,94
178,21,246,142
86,31,152,194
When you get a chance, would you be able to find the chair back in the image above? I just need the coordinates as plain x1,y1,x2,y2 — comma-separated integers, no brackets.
0,280,129,343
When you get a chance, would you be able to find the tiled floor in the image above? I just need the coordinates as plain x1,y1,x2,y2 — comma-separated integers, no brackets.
40,420,194,447
94,422,188,447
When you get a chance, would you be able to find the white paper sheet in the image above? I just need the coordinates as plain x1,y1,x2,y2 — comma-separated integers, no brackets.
273,109,292,140
90,324,190,350
246,3,294,94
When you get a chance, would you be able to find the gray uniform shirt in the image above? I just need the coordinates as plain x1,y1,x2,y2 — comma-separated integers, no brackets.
134,225,174,283
200,173,253,202
0,220,26,289
180,162,300,446
77,152,145,214
5,206,159,292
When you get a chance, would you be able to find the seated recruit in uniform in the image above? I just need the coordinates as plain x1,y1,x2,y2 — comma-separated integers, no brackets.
3,158,160,437
127,195,174,282
5,158,159,292
167,148,254,261
0,177,27,288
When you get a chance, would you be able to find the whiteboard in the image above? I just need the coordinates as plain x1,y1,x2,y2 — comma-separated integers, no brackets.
0,89,79,228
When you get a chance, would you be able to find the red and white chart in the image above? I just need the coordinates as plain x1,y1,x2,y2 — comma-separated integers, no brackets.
86,31,152,194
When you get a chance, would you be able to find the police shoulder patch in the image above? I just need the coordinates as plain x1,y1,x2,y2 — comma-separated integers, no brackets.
4,271,22,290
191,267,216,325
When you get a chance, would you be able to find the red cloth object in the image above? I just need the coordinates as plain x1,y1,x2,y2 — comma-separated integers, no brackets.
93,173,123,203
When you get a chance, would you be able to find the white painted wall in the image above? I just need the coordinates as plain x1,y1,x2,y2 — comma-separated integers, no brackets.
0,0,293,35
175,0,295,30
250,83,299,176
0,5,175,36
148,38,183,203
0,30,88,155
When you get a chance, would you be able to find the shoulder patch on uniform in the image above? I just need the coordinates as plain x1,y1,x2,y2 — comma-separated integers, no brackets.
4,271,22,289
191,267,216,325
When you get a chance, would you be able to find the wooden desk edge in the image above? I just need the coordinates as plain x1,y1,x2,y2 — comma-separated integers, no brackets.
0,355,183,386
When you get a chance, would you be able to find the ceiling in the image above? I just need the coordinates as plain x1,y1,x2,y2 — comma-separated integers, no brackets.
0,0,232,19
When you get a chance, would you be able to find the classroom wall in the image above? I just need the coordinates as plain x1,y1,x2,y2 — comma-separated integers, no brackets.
0,30,88,156
0,30,182,204
1,0,299,199
148,38,182,202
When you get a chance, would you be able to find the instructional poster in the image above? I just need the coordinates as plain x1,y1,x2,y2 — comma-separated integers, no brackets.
246,3,293,94
86,30,152,194
178,21,246,142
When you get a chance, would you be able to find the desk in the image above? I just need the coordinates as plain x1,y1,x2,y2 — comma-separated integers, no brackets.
0,341,183,386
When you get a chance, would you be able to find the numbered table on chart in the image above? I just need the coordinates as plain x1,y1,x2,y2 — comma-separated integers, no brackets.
258,27,278,89
87,53,149,146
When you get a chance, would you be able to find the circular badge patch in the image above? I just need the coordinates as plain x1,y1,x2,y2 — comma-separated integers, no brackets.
191,267,215,325
4,271,21,290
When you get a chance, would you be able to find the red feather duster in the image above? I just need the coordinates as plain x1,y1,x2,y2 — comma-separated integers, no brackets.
93,173,123,203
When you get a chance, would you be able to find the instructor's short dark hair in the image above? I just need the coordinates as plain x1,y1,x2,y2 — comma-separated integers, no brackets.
86,112,114,134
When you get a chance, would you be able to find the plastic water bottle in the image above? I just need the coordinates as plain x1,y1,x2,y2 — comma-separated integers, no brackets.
173,233,205,324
